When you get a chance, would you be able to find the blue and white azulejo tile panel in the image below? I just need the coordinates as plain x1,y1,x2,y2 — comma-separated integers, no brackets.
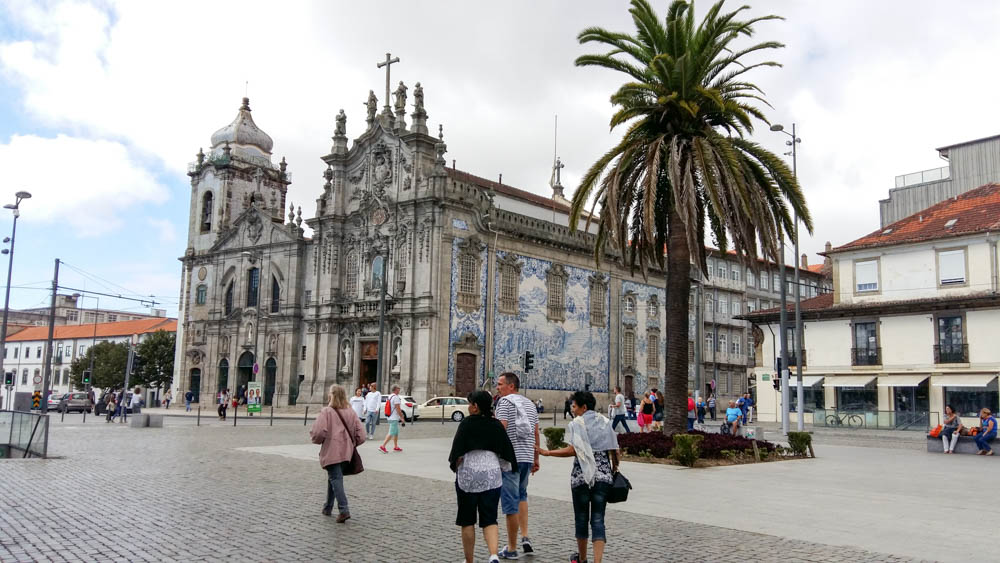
620,280,667,394
447,238,487,386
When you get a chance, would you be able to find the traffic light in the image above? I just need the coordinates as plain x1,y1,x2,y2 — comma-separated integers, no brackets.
3,371,13,386
523,351,534,372
82,370,91,385
773,374,781,391
130,354,143,375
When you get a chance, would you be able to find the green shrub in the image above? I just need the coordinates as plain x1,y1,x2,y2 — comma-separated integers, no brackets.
542,427,566,450
670,434,704,468
787,431,812,456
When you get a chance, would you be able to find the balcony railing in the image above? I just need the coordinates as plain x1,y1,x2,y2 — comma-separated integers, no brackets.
894,165,950,188
852,347,881,366
934,343,968,364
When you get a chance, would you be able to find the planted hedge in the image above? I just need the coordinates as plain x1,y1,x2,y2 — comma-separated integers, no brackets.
618,430,777,460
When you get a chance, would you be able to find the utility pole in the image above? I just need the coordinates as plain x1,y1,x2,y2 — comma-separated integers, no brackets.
40,259,59,413
790,123,805,432
778,241,789,435
375,238,389,393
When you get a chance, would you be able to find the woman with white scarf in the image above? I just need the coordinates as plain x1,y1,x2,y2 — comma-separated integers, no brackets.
537,391,619,563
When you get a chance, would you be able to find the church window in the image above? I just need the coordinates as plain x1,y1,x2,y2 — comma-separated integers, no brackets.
648,332,659,371
225,281,234,315
246,267,260,307
623,329,635,368
201,192,213,233
395,239,409,291
345,251,358,298
270,276,280,313
623,295,636,314
647,295,659,318
196,285,207,305
545,264,568,322
589,274,607,327
498,254,522,315
456,237,483,312
371,255,385,290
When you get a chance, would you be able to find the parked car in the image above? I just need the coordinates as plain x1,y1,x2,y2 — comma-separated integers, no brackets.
416,396,470,422
47,392,66,411
58,392,94,414
378,394,418,422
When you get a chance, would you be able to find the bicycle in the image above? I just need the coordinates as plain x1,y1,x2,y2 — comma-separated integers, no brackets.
825,411,864,428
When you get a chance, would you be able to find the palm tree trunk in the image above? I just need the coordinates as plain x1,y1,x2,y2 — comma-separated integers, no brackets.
663,207,691,434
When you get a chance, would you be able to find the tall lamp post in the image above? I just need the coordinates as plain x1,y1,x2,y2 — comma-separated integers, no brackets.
770,123,802,432
0,190,32,407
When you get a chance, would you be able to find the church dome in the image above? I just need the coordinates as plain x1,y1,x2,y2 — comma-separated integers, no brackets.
210,97,274,154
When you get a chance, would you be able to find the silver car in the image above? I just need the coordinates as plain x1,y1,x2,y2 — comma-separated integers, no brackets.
58,392,94,414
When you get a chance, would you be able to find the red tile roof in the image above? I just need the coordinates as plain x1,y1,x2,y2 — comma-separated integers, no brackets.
833,183,1000,253
806,263,825,274
6,318,176,342
750,292,833,316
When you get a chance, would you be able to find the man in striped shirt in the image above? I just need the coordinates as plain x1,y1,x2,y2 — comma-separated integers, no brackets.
495,372,539,559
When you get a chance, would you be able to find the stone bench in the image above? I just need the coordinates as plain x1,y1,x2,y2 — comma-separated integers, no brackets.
128,414,163,428
147,414,163,428
927,434,997,455
694,422,758,439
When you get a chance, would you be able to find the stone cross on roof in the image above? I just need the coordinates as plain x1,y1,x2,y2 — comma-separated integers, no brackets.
377,52,400,115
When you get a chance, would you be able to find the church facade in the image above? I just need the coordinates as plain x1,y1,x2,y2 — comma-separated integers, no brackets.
170,80,685,408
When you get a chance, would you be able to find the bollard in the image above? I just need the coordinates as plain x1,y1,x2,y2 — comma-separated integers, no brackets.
197,405,201,427
83,410,86,424
553,409,556,427
304,406,309,426
270,404,274,427
61,409,65,422
234,404,238,427
441,403,445,425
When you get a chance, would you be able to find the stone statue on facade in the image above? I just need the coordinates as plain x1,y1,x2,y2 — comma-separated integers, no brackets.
364,90,378,126
391,339,401,373
341,340,352,373
393,81,407,115
335,109,346,136
413,82,424,112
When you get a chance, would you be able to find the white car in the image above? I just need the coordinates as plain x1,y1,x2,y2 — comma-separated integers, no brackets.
378,394,418,422
416,396,470,422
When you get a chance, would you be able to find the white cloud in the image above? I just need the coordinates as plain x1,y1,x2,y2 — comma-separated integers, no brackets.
0,134,169,235
147,217,176,243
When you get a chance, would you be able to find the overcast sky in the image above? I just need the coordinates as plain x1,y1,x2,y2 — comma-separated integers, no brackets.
1,0,999,316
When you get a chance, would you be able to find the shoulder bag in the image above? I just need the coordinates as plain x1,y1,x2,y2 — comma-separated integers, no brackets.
333,408,365,476
607,471,632,503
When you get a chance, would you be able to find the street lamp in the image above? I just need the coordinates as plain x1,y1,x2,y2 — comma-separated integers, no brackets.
0,190,31,409
771,123,803,432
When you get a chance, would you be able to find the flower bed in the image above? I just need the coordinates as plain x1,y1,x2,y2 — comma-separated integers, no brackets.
617,430,781,462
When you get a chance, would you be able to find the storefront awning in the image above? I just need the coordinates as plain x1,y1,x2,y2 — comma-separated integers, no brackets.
931,374,998,387
877,375,929,387
785,376,824,387
823,375,876,388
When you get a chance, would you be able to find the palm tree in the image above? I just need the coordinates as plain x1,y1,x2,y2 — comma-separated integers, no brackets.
569,0,812,434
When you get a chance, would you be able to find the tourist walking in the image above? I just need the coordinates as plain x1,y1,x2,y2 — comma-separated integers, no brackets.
652,389,665,431
218,388,230,421
744,393,755,424
686,391,696,431
941,405,963,453
708,394,717,421
163,389,172,409
610,386,631,433
495,372,540,560
309,384,366,522
129,387,143,415
184,389,193,412
537,391,619,563
638,392,653,433
105,393,117,423
379,385,405,453
363,383,381,440
449,390,516,563
976,408,997,455
349,388,365,421
696,396,706,424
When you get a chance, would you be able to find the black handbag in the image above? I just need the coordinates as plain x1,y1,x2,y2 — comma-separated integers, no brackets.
607,471,631,503
333,408,365,476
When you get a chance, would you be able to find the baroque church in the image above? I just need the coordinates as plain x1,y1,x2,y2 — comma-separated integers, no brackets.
171,71,681,408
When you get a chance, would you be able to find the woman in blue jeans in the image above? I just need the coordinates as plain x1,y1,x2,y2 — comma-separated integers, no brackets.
537,391,619,563
975,408,997,455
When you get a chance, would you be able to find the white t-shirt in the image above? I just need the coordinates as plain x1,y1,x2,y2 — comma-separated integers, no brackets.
364,391,381,413
129,393,142,408
614,393,627,416
387,394,402,421
349,396,365,418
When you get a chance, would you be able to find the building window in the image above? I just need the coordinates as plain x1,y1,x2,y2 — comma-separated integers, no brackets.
853,321,879,365
748,334,755,359
196,285,207,305
107,314,117,323
746,270,755,288
732,335,741,356
731,300,741,316
704,294,712,312
498,254,522,315
704,333,714,355
456,237,483,312
21,369,27,384
788,381,824,413
855,259,879,293
731,267,740,282
271,276,280,313
546,264,568,322
623,330,635,368
35,346,40,358
945,380,999,418
624,295,636,314
246,267,260,307
589,274,607,327
395,238,409,291
66,310,78,322
371,255,385,291
772,273,780,292
717,264,727,279
201,191,213,232
647,296,659,319
760,273,768,290
747,299,757,313
345,251,359,298
84,311,95,323
2,347,5,359
13,347,17,359
648,333,659,371
224,282,234,315
718,296,727,314
304,290,312,304
301,345,307,360
718,333,727,353
837,381,878,412
936,315,966,363
938,248,967,285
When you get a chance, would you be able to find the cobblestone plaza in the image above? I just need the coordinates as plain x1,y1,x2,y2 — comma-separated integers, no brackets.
0,413,950,562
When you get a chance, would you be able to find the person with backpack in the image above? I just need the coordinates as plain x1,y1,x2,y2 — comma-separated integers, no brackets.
184,389,193,412
686,391,696,430
378,385,406,453
494,372,540,560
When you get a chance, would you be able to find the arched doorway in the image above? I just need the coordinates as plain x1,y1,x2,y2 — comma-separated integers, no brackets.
218,359,229,392
189,369,202,403
237,351,255,394
455,353,476,396
264,358,277,406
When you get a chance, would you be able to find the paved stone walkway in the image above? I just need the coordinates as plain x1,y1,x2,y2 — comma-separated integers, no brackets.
0,415,927,562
